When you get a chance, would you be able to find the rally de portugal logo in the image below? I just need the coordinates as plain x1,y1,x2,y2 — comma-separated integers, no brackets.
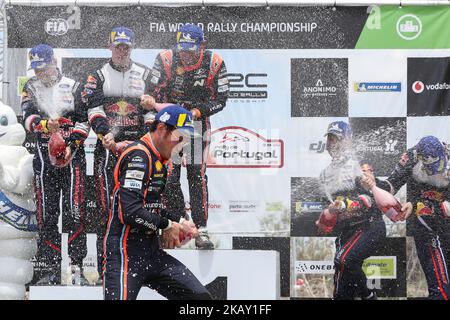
396,14,422,41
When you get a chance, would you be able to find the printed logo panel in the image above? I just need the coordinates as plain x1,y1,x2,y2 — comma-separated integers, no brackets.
407,57,450,116
291,58,348,117
207,126,284,168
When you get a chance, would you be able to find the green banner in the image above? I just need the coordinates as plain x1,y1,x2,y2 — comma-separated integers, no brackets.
17,76,29,97
356,6,450,49
362,256,397,279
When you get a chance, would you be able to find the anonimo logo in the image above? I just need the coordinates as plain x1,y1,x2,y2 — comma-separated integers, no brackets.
302,79,337,97
412,80,450,94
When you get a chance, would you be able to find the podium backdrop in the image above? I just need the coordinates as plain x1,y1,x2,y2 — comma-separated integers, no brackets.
5,4,450,299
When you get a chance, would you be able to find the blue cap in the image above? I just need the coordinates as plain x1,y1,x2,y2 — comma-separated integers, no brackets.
29,44,54,69
155,105,195,136
176,24,204,51
416,136,447,175
324,121,353,140
110,26,135,47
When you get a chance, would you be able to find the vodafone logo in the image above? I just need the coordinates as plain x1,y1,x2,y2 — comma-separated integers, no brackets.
411,80,450,94
412,81,424,94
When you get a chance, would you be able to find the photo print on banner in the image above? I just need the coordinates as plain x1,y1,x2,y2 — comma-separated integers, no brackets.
350,117,407,177
291,58,348,117
407,57,450,116
293,237,406,298
291,177,325,237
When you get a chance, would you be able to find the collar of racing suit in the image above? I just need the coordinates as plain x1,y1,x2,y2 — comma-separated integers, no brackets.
140,133,168,165
108,59,132,73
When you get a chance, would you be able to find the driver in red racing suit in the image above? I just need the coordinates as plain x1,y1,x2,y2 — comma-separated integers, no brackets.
146,24,229,249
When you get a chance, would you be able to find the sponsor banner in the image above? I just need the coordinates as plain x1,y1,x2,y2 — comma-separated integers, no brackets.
350,117,407,176
9,5,449,299
356,6,450,49
353,82,401,92
293,237,406,297
294,201,323,215
228,72,268,102
296,256,397,279
228,200,260,213
407,57,450,116
207,126,284,168
348,55,406,117
7,6,368,49
291,58,348,117
296,261,334,274
363,256,397,279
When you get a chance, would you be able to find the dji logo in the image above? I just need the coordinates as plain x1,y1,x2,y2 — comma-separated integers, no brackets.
309,140,326,153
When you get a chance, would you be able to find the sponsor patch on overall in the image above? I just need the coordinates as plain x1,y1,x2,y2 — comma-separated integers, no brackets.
123,179,143,189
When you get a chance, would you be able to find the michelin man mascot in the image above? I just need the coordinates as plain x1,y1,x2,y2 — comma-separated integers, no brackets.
0,101,37,299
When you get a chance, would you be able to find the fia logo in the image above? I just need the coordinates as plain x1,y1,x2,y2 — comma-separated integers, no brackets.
309,140,326,153
45,6,81,36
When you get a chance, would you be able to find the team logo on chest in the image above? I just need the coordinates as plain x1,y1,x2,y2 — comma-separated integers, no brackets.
155,160,163,172
106,100,140,127
176,66,185,75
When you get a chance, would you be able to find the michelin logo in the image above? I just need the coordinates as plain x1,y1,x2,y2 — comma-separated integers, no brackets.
0,192,37,232
354,82,401,92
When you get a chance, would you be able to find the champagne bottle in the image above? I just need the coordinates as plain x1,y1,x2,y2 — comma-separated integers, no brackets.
48,132,66,166
317,208,337,234
370,185,403,222
179,220,195,246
